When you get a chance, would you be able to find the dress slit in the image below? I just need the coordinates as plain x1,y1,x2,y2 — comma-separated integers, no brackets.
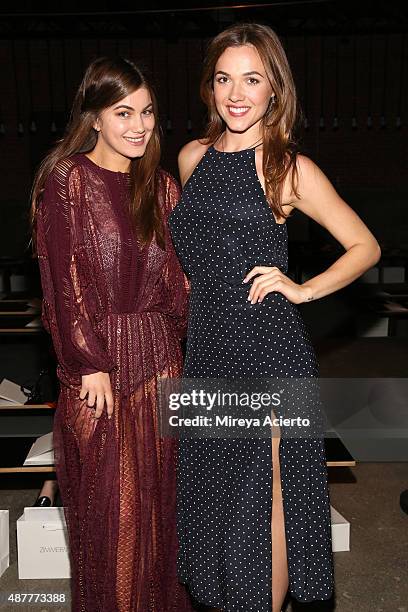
271,413,289,612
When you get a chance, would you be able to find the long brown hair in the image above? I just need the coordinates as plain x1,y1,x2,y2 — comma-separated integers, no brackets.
200,22,303,221
31,56,164,250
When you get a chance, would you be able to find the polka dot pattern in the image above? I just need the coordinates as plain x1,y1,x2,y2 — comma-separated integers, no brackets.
168,145,334,610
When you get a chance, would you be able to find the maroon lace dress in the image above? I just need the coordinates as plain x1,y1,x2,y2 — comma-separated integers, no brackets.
36,152,192,612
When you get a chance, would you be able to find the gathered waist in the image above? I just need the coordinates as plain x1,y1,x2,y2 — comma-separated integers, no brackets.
102,309,169,317
95,309,182,397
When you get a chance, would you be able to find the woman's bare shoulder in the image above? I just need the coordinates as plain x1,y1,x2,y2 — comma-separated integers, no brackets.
178,139,210,187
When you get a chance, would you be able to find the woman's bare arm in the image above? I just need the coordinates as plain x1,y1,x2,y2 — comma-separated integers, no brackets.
178,139,209,187
245,154,381,304
292,154,381,301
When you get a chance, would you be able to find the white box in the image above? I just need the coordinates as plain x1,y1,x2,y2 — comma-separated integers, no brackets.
0,510,9,577
0,378,31,405
24,432,54,466
17,507,71,579
330,505,350,552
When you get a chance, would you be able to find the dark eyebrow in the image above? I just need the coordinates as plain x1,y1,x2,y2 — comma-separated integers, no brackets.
113,102,153,111
243,71,264,77
215,70,264,78
113,104,134,111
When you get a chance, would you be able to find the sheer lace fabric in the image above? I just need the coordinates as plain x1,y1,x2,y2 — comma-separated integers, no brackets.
36,154,192,612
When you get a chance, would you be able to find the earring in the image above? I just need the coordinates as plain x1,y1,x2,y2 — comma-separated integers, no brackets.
271,94,276,104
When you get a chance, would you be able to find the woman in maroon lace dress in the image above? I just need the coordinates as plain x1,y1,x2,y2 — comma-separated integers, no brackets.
31,57,192,612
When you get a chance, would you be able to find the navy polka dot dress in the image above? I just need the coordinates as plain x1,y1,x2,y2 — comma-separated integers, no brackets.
168,144,334,611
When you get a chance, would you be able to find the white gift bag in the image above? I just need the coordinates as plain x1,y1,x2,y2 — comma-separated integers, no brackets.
0,509,9,577
17,507,71,579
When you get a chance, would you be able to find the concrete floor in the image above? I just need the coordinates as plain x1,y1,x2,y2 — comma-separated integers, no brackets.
289,462,408,612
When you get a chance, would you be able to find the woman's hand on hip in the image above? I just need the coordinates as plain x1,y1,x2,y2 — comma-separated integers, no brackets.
243,266,313,305
79,372,114,419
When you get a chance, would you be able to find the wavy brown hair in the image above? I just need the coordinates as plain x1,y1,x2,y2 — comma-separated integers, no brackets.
200,22,303,221
31,56,164,250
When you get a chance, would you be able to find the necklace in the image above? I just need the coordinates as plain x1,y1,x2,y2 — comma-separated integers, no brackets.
218,132,263,153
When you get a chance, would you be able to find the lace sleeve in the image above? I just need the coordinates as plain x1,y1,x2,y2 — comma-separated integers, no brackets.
161,171,190,340
36,159,116,378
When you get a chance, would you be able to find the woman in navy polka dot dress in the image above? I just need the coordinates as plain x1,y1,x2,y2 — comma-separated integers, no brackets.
168,23,380,612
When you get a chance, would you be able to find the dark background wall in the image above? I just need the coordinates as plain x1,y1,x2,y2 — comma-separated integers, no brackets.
0,1,407,259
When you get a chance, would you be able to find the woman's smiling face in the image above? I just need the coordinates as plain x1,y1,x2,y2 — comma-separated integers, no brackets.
213,44,274,134
94,86,155,160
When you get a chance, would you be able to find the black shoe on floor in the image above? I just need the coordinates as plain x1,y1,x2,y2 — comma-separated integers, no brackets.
32,495,52,507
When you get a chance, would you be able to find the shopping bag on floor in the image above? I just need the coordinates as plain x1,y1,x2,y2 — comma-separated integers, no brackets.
0,509,9,577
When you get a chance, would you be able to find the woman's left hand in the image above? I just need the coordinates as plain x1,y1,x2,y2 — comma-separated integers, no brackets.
243,266,312,304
